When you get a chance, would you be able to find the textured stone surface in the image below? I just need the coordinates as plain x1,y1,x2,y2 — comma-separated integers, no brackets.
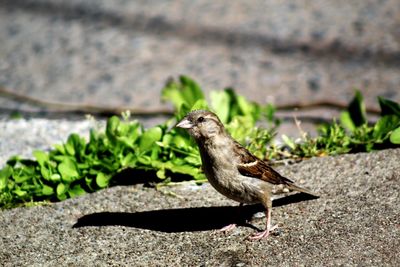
0,149,399,266
0,0,399,114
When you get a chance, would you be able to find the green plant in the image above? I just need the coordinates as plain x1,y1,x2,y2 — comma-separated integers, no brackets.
0,76,278,208
1,76,399,209
280,90,400,158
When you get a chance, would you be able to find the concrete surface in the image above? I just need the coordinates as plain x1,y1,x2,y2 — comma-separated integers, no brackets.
0,0,399,114
0,149,399,266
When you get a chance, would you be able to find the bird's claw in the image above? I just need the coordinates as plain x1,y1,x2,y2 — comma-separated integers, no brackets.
218,223,237,233
248,224,278,240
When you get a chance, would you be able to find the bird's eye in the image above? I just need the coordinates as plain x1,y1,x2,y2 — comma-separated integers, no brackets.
197,116,205,123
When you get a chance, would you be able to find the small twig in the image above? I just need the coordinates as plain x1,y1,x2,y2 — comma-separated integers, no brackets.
278,100,380,114
0,85,382,117
0,86,172,116
293,112,308,140
156,188,186,200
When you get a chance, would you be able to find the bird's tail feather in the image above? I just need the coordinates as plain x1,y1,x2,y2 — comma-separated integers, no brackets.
288,183,318,197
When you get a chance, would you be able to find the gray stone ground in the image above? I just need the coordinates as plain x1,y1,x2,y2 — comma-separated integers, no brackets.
0,0,399,113
0,149,399,266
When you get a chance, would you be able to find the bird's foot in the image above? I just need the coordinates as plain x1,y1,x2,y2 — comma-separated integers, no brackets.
248,224,278,240
219,223,237,233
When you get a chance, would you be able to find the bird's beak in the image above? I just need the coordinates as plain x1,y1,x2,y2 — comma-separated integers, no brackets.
176,117,193,129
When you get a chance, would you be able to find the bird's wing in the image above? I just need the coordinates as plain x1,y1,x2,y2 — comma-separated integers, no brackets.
237,159,294,185
233,141,294,185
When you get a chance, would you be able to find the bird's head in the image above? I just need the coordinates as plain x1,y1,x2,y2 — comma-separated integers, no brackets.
176,110,225,140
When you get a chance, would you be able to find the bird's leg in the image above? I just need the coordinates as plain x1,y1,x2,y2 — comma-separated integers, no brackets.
248,197,278,240
219,203,243,233
248,208,278,240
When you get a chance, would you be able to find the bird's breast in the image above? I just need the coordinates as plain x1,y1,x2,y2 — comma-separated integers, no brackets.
199,140,265,204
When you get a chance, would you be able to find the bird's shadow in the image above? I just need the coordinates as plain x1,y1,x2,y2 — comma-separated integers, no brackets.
73,193,318,232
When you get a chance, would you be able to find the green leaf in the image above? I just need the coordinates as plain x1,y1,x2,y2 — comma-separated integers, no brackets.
211,88,261,124
58,158,79,182
190,99,209,111
66,133,86,157
13,188,27,197
64,142,74,156
282,134,296,150
263,104,277,122
54,144,66,155
40,165,51,180
161,81,185,110
106,116,120,140
373,115,400,140
172,135,191,148
13,172,31,184
33,151,52,180
139,126,163,152
121,153,136,167
9,166,30,185
180,75,204,102
166,163,203,180
236,93,260,121
85,177,94,190
150,146,161,160
390,126,400,144
378,97,400,116
347,90,367,127
50,174,61,182
96,173,110,188
161,76,204,112
57,193,67,201
210,90,231,123
184,155,201,166
153,161,180,174
340,111,356,131
56,183,68,196
125,121,141,144
0,165,12,190
156,168,166,179
68,184,86,198
33,150,49,166
65,134,79,156
41,184,54,196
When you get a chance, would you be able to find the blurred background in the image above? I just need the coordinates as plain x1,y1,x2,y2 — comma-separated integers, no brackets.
0,0,399,124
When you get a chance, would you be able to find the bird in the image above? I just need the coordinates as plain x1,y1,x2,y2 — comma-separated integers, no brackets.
176,110,317,240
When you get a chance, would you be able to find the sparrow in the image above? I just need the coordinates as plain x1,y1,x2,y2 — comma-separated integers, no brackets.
176,110,317,240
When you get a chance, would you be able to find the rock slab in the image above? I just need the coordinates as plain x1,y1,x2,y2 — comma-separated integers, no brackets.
0,149,399,266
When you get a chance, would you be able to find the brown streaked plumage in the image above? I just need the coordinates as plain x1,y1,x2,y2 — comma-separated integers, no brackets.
176,110,318,240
